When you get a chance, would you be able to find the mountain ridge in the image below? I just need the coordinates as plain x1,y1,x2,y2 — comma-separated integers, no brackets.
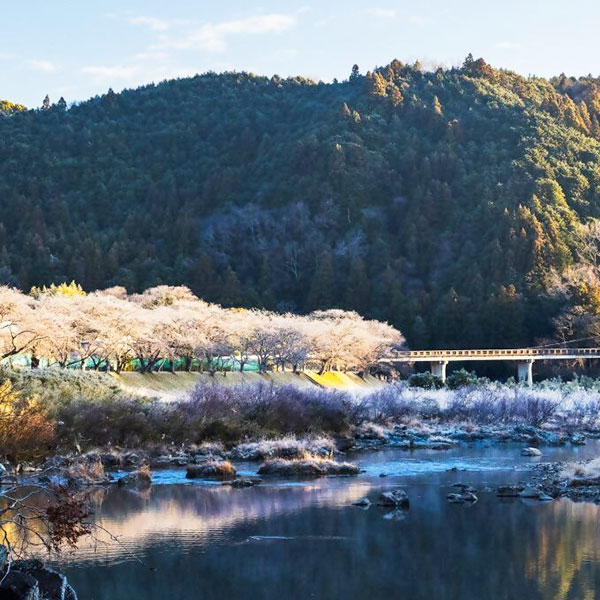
2,56,600,349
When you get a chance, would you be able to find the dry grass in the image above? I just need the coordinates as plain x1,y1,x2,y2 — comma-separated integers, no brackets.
66,459,106,484
186,459,237,479
257,456,359,477
228,435,335,461
562,457,600,481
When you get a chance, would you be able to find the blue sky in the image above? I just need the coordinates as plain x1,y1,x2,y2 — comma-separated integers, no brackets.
2,0,599,107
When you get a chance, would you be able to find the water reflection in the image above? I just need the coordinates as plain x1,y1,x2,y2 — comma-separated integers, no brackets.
52,446,600,600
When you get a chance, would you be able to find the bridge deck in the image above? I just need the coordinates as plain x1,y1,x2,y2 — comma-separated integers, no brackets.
383,348,600,363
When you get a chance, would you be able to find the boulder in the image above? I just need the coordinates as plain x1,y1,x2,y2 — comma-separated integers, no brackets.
446,493,464,504
352,497,371,507
377,490,410,508
334,436,355,452
117,467,152,489
452,483,476,493
447,490,477,504
518,486,543,499
122,453,142,467
568,476,600,487
3,559,79,600
521,447,542,457
0,570,39,600
100,453,121,468
223,478,262,488
497,485,525,497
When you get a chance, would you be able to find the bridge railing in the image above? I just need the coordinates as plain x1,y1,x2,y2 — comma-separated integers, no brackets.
387,348,600,360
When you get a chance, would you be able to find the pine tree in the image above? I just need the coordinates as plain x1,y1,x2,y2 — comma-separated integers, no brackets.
344,256,370,314
221,266,243,307
306,250,335,310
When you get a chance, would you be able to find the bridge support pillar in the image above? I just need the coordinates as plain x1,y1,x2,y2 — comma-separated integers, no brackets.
431,360,448,383
517,359,534,386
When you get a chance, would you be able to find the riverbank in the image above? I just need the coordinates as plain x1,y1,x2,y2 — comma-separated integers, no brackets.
5,368,600,494
18,417,598,492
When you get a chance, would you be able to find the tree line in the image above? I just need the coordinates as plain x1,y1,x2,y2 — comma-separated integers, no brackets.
0,283,403,374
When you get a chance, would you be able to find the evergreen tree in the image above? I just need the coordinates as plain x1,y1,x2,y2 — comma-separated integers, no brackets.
307,250,336,310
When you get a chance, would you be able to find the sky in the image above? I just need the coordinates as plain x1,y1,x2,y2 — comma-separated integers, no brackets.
2,0,600,108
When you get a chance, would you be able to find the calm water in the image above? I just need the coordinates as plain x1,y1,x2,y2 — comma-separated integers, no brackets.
53,442,600,600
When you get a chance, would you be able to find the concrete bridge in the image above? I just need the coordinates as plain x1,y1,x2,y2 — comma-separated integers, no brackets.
380,348,600,385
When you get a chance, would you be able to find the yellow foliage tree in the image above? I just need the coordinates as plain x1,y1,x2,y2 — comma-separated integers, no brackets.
30,281,86,299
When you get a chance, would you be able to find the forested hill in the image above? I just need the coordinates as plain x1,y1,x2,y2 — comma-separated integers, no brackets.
3,55,600,350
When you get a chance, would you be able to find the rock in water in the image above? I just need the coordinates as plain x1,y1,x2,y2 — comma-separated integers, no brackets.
353,497,371,507
497,485,525,497
518,486,543,499
521,447,542,457
117,467,152,489
186,460,237,479
461,491,478,503
452,483,476,493
447,491,478,504
446,493,465,504
222,478,262,488
378,490,410,508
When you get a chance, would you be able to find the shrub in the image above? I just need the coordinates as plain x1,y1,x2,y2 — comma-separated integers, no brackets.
0,380,55,462
444,387,562,426
350,383,441,423
446,369,490,390
409,372,444,389
177,383,352,439
57,395,158,447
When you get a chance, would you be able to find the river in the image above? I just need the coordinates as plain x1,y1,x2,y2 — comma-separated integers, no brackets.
53,442,600,599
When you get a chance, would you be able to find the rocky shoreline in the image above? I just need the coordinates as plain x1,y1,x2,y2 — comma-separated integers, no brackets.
5,421,596,491
524,461,600,503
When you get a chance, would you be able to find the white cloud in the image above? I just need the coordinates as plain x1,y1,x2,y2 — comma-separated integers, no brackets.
366,8,397,18
0,52,15,60
130,16,170,31
27,59,59,73
82,65,138,82
165,13,297,53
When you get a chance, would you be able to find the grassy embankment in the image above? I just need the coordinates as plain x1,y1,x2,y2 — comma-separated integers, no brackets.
113,370,384,399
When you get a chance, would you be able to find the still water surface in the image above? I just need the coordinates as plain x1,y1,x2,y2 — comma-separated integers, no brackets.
54,443,600,599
